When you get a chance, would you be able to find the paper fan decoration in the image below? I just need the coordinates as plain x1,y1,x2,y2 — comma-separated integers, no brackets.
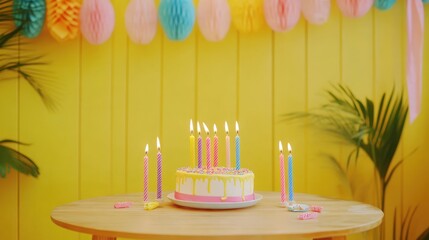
301,0,330,25
374,0,396,10
197,0,231,42
158,0,195,41
47,0,81,41
80,0,115,45
336,0,374,18
264,0,301,32
230,0,265,33
125,0,157,44
13,0,46,38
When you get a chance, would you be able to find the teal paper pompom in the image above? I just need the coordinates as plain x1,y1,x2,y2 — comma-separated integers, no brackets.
374,0,396,10
158,0,195,41
13,0,46,38
423,0,429,3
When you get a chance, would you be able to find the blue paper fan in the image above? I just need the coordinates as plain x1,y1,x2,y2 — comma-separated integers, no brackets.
13,0,46,38
158,0,195,41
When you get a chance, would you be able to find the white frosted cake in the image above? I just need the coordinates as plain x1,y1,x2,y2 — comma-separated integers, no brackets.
175,167,255,202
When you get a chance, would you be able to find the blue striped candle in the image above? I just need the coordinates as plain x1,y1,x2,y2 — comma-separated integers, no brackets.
287,143,294,202
235,121,240,170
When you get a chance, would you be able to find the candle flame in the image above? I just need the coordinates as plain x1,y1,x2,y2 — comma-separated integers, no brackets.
235,121,239,133
287,143,292,153
225,121,229,134
145,144,149,154
279,141,283,153
190,119,194,134
157,137,160,150
197,121,201,134
213,124,217,134
203,122,210,134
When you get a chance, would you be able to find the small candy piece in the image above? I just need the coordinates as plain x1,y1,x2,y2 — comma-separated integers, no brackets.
114,202,132,208
310,205,323,213
144,202,160,210
298,212,318,220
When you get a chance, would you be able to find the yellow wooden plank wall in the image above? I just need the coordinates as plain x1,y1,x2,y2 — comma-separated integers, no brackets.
0,1,428,240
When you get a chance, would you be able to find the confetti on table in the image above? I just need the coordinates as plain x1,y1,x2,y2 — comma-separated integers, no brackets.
114,202,132,209
144,202,159,210
310,205,323,213
298,212,318,220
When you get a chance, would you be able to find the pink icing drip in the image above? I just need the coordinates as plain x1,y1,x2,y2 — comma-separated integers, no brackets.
175,192,255,202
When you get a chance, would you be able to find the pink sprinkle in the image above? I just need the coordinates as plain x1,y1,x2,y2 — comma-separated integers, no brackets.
310,205,323,213
298,212,318,220
114,202,132,209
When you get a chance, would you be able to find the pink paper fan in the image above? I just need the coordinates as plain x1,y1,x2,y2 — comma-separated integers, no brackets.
301,0,330,25
80,0,115,45
230,0,265,33
336,0,374,18
264,0,301,32
197,0,231,42
125,0,157,44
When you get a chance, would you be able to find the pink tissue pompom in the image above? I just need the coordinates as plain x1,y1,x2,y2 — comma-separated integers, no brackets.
301,0,330,25
80,0,115,45
125,0,157,44
230,0,265,33
197,0,231,42
336,0,374,18
264,0,301,32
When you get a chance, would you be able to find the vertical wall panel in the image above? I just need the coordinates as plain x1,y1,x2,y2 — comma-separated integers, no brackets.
196,30,237,168
238,28,273,191
162,33,196,191
273,19,307,194
80,36,113,199
18,34,80,240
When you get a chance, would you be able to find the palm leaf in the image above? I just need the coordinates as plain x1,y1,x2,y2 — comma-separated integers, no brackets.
0,140,39,177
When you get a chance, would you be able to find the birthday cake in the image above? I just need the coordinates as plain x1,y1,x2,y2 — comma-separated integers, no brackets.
175,167,255,202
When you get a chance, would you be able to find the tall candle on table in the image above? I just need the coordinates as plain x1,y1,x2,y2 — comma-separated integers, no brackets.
213,124,218,167
190,119,195,167
225,121,230,168
156,137,162,200
143,144,149,202
287,143,294,202
235,121,240,170
203,122,211,169
197,122,202,168
279,141,286,203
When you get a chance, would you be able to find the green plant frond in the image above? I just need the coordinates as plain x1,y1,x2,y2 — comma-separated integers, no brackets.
405,206,418,240
0,139,30,145
0,145,39,178
393,208,397,240
417,227,429,240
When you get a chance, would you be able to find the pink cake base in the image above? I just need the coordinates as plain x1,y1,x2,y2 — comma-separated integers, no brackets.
175,192,256,202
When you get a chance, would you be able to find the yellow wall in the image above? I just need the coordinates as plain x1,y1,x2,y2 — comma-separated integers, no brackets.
0,1,428,240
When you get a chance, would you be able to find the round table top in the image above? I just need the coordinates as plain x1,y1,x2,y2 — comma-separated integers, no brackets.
51,192,383,240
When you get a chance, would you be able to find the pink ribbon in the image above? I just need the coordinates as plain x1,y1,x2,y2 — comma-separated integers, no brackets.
407,0,424,123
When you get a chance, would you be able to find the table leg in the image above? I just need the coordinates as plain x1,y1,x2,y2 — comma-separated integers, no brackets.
92,235,116,240
314,237,346,240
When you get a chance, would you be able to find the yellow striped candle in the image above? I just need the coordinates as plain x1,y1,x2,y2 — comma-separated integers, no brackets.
190,119,195,167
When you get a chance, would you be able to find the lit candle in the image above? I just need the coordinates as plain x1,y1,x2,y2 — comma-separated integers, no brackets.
288,143,294,202
156,137,162,200
213,124,218,167
197,122,202,168
235,121,240,170
203,122,211,169
279,141,286,203
225,121,230,168
143,144,149,202
190,119,195,167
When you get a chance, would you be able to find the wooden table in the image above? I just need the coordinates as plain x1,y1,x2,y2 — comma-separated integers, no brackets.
51,192,383,240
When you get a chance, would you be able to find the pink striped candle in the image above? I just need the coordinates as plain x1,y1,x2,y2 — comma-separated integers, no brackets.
197,122,202,168
213,124,218,167
279,141,286,203
225,121,230,168
143,144,149,202
203,123,211,169
156,137,162,200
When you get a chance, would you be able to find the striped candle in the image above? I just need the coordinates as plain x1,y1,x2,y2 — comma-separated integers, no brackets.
235,121,240,170
156,137,162,200
190,119,195,167
279,141,286,203
143,144,149,202
287,143,294,202
203,122,211,169
225,121,230,168
197,122,202,168
213,124,218,167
